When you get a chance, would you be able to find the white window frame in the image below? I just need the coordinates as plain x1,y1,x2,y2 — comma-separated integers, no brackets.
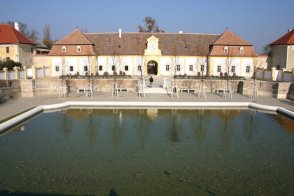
176,64,181,71
189,65,193,71
246,65,250,73
240,47,244,53
224,46,228,53
77,46,81,52
62,46,66,52
217,65,221,72
231,65,236,73
138,65,141,71
200,65,205,72
166,65,170,71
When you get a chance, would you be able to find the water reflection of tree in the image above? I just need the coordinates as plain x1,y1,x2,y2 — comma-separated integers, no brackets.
135,109,151,146
110,109,126,147
168,109,181,143
219,109,235,148
86,109,99,144
242,110,256,143
192,110,206,143
62,110,71,140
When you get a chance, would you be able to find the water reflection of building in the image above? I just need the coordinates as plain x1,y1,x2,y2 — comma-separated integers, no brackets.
277,116,294,134
146,108,158,119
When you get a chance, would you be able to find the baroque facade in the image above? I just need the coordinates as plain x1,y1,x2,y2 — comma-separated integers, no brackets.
49,29,257,78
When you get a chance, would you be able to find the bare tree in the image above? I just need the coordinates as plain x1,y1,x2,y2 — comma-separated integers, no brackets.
138,16,164,33
13,22,38,42
43,24,53,49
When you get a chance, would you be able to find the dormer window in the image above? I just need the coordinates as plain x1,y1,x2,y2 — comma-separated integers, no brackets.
62,46,66,52
240,46,244,53
77,46,81,52
224,46,228,53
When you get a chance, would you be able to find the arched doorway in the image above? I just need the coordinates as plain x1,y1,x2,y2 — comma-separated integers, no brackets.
147,60,158,75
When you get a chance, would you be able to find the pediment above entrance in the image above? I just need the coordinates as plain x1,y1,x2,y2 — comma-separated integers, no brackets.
144,35,162,56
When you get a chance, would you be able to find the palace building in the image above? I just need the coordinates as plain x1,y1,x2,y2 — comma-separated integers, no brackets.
49,28,257,78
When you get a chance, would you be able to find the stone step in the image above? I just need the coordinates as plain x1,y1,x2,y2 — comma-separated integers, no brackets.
144,87,167,94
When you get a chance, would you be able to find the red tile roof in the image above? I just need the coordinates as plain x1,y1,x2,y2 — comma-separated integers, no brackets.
270,29,294,45
0,24,35,45
212,30,252,46
54,28,93,45
49,28,96,56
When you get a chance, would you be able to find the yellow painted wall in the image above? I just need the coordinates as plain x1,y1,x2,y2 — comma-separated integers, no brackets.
0,45,17,62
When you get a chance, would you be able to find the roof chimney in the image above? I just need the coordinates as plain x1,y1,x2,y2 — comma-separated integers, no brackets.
14,22,20,31
179,31,183,34
119,28,122,38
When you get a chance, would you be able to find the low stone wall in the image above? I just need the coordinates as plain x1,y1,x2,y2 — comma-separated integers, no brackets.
19,78,139,97
68,79,138,92
0,80,21,103
174,79,293,99
1,78,292,100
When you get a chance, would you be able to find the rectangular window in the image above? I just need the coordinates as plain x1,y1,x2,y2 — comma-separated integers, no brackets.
246,66,250,73
99,65,103,71
176,64,181,71
201,65,205,72
224,46,228,53
62,46,66,52
189,65,193,71
55,66,59,72
84,66,88,72
70,66,73,72
112,65,115,71
6,47,9,53
166,65,169,71
125,65,129,71
231,66,236,73
77,46,81,52
240,47,244,53
217,65,221,72
138,65,142,71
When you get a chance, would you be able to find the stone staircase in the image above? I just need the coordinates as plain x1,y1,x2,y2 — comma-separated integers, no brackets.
143,75,170,94
145,87,167,94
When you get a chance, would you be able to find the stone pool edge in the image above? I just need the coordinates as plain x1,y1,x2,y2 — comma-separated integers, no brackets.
0,101,293,133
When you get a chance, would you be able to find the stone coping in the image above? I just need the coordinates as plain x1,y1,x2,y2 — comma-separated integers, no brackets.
0,101,293,133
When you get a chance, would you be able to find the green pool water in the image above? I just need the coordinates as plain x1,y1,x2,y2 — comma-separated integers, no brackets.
0,109,293,195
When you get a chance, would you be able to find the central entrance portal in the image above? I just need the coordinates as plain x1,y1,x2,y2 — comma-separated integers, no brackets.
147,60,158,75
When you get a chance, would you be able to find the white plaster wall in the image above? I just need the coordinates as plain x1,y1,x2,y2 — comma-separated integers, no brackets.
79,57,89,75
65,58,78,75
133,56,144,76
159,57,173,76
241,58,254,78
52,57,62,77
213,58,226,76
97,57,107,75
185,57,197,76
120,57,133,75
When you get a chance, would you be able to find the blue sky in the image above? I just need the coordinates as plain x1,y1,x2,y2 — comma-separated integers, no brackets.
1,0,293,53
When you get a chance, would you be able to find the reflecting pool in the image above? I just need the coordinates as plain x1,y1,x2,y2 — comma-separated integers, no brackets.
0,109,293,195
